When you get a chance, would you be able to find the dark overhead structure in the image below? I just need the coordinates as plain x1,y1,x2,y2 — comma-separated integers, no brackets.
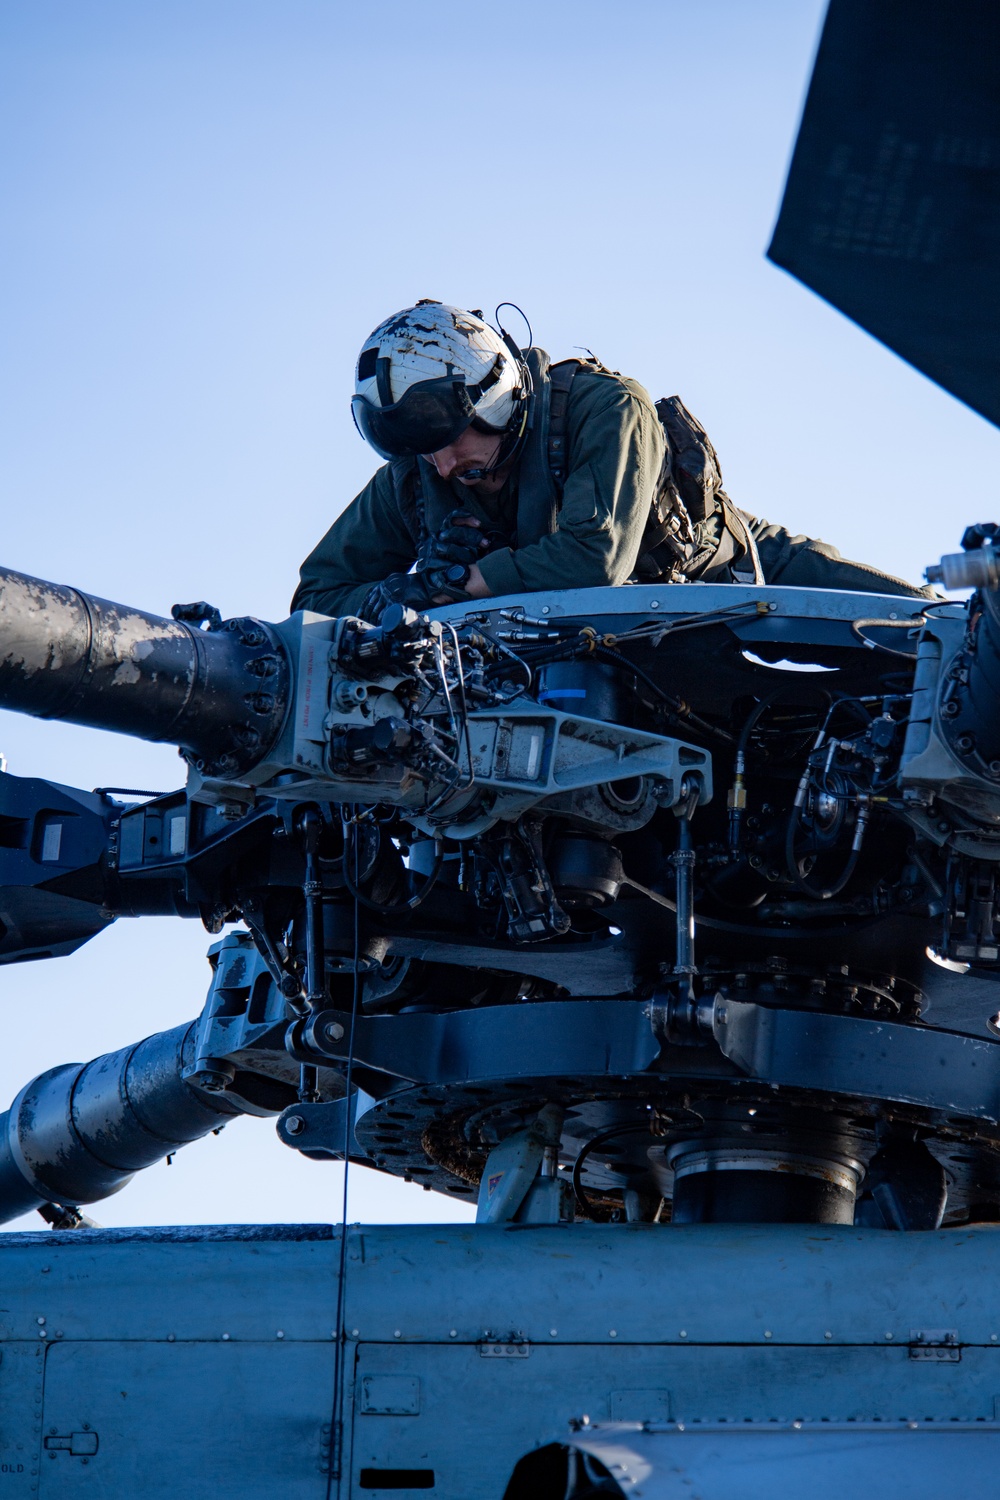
768,0,1000,427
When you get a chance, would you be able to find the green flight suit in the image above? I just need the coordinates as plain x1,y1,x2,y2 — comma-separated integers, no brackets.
293,359,928,617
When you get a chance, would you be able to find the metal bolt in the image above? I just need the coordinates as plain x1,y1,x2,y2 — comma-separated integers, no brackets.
764,1330,772,1339
449,1329,457,1338
36,1317,45,1325
909,1421,919,1429
824,1331,832,1340
550,1329,558,1337
885,1332,893,1340
285,1115,305,1136
651,601,660,609
276,1331,284,1339
679,1330,687,1339
324,1022,345,1044
222,1333,230,1341
197,1069,231,1093
609,1330,617,1338
394,1329,401,1338
792,1420,803,1429
167,1334,175,1342
350,1329,359,1338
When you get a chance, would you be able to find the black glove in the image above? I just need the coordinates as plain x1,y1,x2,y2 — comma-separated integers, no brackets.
359,564,470,624
417,510,494,571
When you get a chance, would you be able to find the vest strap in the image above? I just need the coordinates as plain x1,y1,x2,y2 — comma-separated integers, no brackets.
546,361,581,489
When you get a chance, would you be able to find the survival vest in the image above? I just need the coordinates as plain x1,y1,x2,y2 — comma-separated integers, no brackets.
545,356,764,585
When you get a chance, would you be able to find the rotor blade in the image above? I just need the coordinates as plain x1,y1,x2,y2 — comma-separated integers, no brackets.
768,0,1000,427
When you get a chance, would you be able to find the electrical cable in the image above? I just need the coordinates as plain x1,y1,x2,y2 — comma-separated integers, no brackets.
850,617,924,659
94,786,165,798
446,622,476,787
783,812,862,901
329,808,364,1487
475,625,533,692
589,645,734,745
508,633,729,739
341,819,446,916
570,1122,656,1221
735,683,837,762
618,871,882,941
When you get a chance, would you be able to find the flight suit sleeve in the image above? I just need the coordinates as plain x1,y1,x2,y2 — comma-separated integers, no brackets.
751,520,935,599
476,375,664,599
291,465,420,618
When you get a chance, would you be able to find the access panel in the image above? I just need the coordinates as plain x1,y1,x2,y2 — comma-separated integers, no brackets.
38,1340,335,1499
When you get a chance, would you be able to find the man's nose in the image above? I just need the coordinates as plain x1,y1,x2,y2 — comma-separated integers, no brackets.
431,444,459,479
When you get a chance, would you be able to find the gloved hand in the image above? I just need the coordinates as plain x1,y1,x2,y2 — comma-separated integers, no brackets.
359,563,471,624
417,510,495,571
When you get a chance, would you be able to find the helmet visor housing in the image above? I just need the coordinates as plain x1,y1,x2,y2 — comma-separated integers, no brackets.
350,376,486,461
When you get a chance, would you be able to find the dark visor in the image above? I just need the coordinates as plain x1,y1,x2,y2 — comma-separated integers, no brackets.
351,359,505,460
351,380,475,459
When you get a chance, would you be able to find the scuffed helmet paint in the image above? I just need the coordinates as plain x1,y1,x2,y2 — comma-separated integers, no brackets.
355,301,525,435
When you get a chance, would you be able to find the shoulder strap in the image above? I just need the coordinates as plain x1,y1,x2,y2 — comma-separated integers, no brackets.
723,501,765,585
514,348,560,544
546,360,584,493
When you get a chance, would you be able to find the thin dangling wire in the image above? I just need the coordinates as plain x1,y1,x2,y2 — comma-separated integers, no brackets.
328,808,363,1488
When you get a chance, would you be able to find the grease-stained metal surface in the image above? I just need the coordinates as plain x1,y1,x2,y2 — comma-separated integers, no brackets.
0,567,289,774
0,568,188,682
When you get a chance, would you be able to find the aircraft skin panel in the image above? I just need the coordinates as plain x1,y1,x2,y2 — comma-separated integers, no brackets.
0,1222,996,1497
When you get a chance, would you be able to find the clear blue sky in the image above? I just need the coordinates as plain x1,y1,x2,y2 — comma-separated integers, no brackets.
1,0,997,1231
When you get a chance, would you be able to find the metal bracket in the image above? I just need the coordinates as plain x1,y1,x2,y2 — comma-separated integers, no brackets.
711,997,1000,1123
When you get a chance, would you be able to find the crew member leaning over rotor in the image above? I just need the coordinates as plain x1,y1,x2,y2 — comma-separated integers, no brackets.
292,301,929,621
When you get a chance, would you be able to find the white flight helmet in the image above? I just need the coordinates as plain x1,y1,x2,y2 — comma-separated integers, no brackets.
351,300,531,468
